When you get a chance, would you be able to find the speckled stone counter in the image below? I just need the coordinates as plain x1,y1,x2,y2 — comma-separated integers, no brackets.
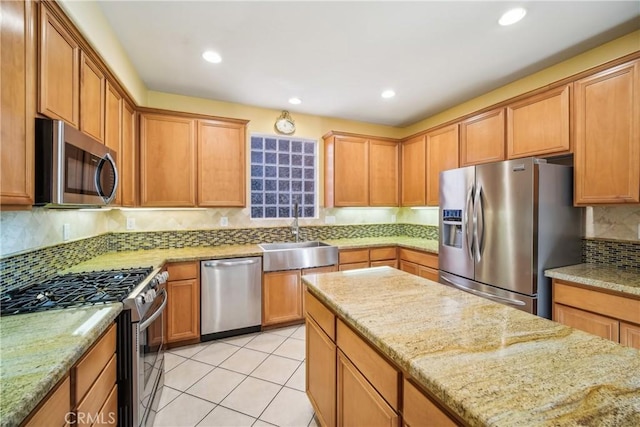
64,244,263,274
545,263,640,297
303,267,640,426
323,236,438,253
0,304,122,427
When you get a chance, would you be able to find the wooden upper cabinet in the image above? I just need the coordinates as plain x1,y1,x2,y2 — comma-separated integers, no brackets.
369,139,399,206
426,124,459,206
104,82,122,204
39,4,79,127
140,114,196,207
1,0,35,207
325,135,369,207
506,84,571,159
401,135,426,206
79,52,105,142
574,60,639,205
460,108,505,166
197,119,247,207
120,101,137,207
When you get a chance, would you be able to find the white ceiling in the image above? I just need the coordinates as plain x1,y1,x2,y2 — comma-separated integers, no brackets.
97,1,640,127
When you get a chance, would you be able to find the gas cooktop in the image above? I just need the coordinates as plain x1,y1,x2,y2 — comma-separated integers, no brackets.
0,267,153,316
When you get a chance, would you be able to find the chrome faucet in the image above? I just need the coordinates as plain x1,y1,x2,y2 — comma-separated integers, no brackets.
291,202,300,242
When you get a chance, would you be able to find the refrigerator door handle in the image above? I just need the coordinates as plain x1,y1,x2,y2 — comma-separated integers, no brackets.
475,185,485,261
441,276,527,307
472,185,481,263
464,186,475,261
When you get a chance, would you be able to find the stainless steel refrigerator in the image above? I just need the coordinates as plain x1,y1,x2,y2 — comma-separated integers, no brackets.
438,157,583,318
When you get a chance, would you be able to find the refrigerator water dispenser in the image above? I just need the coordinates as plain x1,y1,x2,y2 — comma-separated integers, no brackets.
442,209,463,248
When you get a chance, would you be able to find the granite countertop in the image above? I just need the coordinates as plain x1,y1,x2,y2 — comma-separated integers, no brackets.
323,236,439,253
303,267,640,426
545,263,640,297
0,304,122,427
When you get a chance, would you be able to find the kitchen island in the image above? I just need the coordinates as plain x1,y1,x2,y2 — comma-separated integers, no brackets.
302,267,640,426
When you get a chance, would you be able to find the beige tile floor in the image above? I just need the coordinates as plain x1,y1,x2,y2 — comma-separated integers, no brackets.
153,324,318,427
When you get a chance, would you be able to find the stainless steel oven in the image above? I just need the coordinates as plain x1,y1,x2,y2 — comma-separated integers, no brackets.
135,282,167,427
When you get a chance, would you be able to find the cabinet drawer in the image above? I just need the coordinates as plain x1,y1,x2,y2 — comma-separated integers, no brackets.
74,324,116,401
398,248,438,269
336,320,399,410
370,260,397,268
369,247,396,261
76,354,116,427
167,261,198,281
23,375,70,427
92,385,117,426
553,281,640,324
305,289,336,340
403,378,457,427
339,262,370,271
339,249,369,264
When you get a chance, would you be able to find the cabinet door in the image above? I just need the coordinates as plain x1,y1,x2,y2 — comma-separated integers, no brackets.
334,136,369,206
460,108,505,166
306,317,336,427
553,303,619,343
399,260,419,276
426,124,459,206
120,101,137,207
140,114,196,206
401,135,426,206
574,61,639,204
1,0,35,206
39,4,79,126
337,351,399,427
418,266,439,282
24,375,71,427
263,270,303,326
197,120,246,206
370,140,399,206
104,82,122,204
301,266,337,315
620,322,640,350
79,52,105,142
506,85,570,159
403,378,457,427
166,279,200,343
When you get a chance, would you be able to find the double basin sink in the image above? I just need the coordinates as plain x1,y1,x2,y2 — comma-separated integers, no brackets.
259,241,338,272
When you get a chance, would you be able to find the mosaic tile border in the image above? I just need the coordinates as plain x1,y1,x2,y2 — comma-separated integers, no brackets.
1,224,436,292
583,238,640,271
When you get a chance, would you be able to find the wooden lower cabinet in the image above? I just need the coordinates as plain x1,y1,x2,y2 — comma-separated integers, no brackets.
166,262,200,344
263,270,303,326
339,247,397,271
337,351,399,427
23,375,71,427
553,304,619,342
399,249,439,281
403,379,457,427
306,317,337,427
552,279,640,349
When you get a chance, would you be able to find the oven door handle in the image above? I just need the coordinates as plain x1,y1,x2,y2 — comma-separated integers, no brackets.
139,289,168,331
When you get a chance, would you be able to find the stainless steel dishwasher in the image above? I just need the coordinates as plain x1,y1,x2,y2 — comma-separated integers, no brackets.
200,257,262,341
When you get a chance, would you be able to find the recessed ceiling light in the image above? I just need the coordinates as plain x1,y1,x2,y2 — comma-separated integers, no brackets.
202,50,222,64
381,89,396,99
499,8,527,26
288,97,302,105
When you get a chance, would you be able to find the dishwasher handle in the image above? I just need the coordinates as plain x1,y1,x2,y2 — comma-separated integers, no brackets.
203,259,259,268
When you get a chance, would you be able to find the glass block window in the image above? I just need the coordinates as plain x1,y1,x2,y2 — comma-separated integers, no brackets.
250,134,317,219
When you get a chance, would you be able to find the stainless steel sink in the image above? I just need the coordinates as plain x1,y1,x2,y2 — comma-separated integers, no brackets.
259,241,338,272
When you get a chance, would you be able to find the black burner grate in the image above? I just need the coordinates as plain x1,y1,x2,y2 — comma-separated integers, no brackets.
0,267,153,316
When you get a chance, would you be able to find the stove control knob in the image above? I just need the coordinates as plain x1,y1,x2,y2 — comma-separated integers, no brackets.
149,278,159,289
137,295,146,305
160,271,169,283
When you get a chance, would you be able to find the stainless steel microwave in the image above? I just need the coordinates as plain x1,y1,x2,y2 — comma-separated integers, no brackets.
35,118,118,207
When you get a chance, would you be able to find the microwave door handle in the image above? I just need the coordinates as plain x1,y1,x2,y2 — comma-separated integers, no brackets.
96,153,119,204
